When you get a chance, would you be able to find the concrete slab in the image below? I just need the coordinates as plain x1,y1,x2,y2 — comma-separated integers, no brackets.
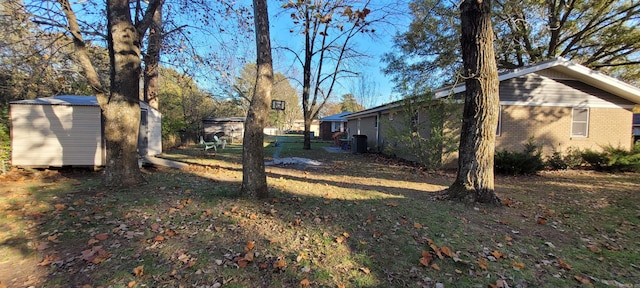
141,156,190,169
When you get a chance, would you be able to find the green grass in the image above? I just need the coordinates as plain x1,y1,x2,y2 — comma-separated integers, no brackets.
1,142,639,287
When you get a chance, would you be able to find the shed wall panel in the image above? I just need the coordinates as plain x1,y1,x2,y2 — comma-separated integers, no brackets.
146,105,163,155
11,104,103,166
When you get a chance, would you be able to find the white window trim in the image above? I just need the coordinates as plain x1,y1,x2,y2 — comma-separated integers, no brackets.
571,107,589,138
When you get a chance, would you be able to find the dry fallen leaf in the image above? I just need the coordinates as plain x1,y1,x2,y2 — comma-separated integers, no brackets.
413,222,423,229
386,201,398,207
133,265,144,277
274,259,286,270
359,267,371,274
431,263,440,270
245,251,254,262
430,243,444,259
95,233,109,241
38,254,59,266
586,245,601,253
440,246,456,258
478,258,488,270
300,278,310,287
512,261,525,270
127,280,136,288
491,250,505,259
236,257,249,268
536,217,547,225
574,275,593,286
419,250,433,267
47,235,60,243
245,241,255,251
557,259,573,270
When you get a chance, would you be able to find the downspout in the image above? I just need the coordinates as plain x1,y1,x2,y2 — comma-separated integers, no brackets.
376,111,381,152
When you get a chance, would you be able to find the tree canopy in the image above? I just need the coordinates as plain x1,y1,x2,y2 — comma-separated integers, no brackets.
385,0,640,89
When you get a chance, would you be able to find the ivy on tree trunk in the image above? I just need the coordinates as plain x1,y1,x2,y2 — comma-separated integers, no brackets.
446,0,501,205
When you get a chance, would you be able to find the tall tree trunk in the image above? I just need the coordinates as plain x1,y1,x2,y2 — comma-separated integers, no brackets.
104,0,146,187
241,0,272,198
446,0,501,205
301,5,313,150
144,4,161,109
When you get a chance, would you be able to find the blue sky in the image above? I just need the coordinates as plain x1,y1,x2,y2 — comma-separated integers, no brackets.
58,0,411,108
265,1,412,107
178,0,412,108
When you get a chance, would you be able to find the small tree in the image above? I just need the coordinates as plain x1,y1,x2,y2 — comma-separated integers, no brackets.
384,93,459,170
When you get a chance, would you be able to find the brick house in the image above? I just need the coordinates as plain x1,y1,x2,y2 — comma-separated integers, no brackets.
345,57,640,163
319,112,352,140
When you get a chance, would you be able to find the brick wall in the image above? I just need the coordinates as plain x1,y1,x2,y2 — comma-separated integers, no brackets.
497,105,633,155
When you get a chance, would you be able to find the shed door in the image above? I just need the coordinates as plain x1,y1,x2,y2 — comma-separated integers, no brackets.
138,109,148,156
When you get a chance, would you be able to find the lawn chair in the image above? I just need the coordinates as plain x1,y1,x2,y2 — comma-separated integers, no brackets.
213,135,227,150
199,136,217,152
199,136,226,152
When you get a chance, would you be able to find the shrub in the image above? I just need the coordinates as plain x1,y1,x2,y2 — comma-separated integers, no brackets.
0,106,10,173
581,146,640,172
495,138,545,175
581,149,607,170
545,151,567,170
562,146,584,169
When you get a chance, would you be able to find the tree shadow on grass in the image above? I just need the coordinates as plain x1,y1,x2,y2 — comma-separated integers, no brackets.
3,161,640,287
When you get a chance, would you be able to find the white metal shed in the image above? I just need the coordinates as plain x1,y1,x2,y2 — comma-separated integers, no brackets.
10,95,162,167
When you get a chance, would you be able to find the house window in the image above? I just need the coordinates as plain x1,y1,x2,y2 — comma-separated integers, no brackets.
496,105,502,136
571,107,589,137
388,112,394,121
331,122,339,132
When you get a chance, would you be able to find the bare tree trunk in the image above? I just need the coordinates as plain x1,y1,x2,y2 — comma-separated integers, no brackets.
301,4,313,150
144,4,161,109
241,0,272,198
446,0,501,205
104,0,146,187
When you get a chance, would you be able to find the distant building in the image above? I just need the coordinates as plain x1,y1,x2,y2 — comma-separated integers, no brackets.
319,112,352,140
202,117,245,143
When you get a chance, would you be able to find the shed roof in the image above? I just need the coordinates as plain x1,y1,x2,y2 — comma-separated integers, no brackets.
202,117,246,123
9,95,159,112
10,95,99,106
